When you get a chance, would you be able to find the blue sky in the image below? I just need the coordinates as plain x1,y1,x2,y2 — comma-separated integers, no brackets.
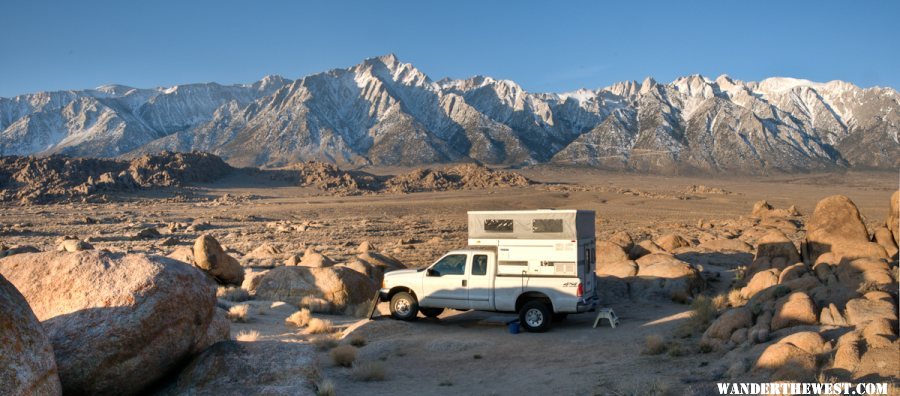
1,0,897,97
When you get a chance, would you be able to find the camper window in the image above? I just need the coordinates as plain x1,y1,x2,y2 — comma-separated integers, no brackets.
532,219,563,233
484,219,513,232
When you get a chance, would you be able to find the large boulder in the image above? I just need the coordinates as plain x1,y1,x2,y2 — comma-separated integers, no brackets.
193,235,244,286
0,274,62,395
161,341,316,395
654,233,690,252
698,238,752,253
804,195,880,263
632,254,702,300
596,259,639,278
629,240,666,259
0,251,223,395
844,297,897,327
771,292,817,331
871,226,898,259
597,240,630,266
298,247,336,268
741,269,780,299
252,266,377,312
703,306,751,341
755,229,800,266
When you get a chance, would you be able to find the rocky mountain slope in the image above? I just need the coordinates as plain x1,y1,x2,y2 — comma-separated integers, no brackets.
1,55,897,173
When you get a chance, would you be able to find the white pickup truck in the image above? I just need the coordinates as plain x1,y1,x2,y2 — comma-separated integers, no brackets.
379,210,597,332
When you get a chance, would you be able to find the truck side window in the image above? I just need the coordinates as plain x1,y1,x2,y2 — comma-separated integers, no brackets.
472,255,488,276
430,254,467,276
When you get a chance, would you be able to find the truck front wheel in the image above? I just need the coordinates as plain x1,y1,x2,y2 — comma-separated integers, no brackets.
519,301,552,332
390,292,419,321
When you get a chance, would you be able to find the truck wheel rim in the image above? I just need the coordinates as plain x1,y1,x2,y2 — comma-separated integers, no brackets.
395,299,411,315
525,309,543,327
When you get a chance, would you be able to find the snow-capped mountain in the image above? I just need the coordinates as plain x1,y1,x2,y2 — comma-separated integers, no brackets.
1,54,897,173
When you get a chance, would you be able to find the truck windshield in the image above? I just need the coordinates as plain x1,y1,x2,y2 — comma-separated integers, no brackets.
430,254,467,276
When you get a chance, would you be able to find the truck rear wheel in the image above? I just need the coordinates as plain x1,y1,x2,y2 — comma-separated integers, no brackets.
390,292,419,321
519,301,552,332
420,307,444,318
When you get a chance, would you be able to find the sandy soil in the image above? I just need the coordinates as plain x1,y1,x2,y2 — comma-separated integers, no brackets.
1,168,896,394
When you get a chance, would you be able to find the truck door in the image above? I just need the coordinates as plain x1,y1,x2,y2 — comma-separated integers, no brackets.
467,253,493,310
421,253,470,309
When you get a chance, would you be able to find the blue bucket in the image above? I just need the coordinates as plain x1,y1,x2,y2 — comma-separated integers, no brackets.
508,321,520,334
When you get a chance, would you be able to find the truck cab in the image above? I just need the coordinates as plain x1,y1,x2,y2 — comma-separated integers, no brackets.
380,209,598,332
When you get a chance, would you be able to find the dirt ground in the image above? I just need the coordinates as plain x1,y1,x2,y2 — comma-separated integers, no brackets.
1,167,897,395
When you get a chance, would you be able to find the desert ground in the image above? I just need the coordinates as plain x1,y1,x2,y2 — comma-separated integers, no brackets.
1,165,897,395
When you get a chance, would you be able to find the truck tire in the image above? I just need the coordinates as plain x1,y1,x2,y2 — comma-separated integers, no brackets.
552,313,568,322
420,307,444,318
519,301,552,332
390,292,419,321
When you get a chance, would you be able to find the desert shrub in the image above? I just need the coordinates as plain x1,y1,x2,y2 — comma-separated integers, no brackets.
300,296,334,313
610,379,671,396
216,286,250,302
315,379,336,396
329,345,358,367
678,295,717,335
712,294,728,310
227,304,250,322
352,361,386,382
307,318,335,334
235,330,260,342
666,342,685,357
312,334,340,351
642,334,667,355
698,338,716,353
285,308,312,327
348,334,367,347
727,289,745,307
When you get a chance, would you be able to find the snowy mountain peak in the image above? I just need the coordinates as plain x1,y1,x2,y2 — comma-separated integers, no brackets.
0,56,896,173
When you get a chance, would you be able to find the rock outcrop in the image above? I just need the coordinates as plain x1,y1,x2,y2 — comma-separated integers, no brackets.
0,251,224,395
0,274,62,395
193,235,244,286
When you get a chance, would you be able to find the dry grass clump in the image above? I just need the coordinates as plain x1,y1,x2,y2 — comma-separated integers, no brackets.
315,379,336,396
727,289,745,307
216,286,250,302
352,361,386,381
677,295,717,336
285,308,312,328
235,329,260,342
609,379,671,396
642,334,666,355
348,334,367,347
227,304,250,322
312,334,340,351
329,345,358,367
300,296,334,313
307,318,335,334
712,294,728,310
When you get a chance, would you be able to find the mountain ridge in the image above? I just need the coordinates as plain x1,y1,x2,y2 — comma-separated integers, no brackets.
1,54,897,173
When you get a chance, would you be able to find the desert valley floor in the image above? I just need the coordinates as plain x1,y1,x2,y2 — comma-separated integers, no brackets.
1,166,897,395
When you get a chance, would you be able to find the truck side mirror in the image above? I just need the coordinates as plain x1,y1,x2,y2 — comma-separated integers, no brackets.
426,268,437,276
